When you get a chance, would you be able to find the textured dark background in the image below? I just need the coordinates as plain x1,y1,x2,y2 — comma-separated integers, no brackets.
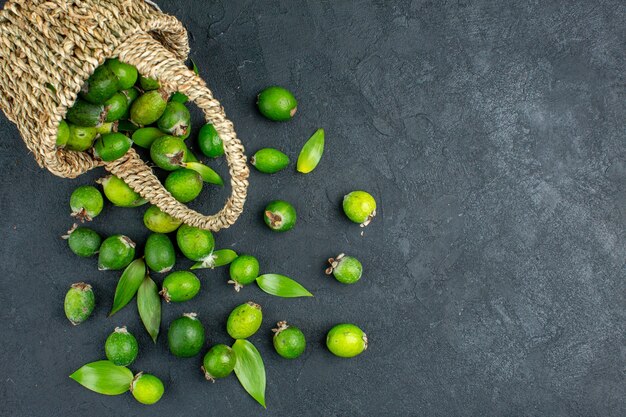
1,0,625,416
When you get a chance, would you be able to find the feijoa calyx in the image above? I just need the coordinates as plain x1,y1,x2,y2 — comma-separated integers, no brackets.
98,234,136,271
64,282,95,325
168,313,205,358
202,344,236,381
325,253,363,284
63,224,101,258
144,233,176,274
70,185,103,222
157,101,191,138
264,200,297,232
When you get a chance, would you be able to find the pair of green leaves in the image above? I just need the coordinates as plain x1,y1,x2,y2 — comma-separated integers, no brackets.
191,249,238,270
297,128,324,174
256,274,313,298
69,360,133,396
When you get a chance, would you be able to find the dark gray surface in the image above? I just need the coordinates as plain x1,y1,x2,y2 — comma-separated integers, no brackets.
1,1,625,416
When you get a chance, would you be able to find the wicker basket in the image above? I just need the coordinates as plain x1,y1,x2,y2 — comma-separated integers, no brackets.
0,0,249,231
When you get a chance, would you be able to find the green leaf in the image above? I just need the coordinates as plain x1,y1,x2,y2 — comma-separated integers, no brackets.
191,249,238,270
137,275,161,343
232,339,266,408
296,128,324,174
69,360,133,395
109,259,146,316
170,92,189,104
45,82,57,93
256,274,313,298
184,161,224,186
191,60,200,75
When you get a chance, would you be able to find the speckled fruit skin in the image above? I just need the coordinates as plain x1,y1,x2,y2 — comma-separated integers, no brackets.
229,255,260,287
251,148,289,174
79,65,119,104
202,344,237,380
161,271,200,302
226,302,263,339
144,233,176,273
342,191,377,224
150,135,187,171
168,314,205,358
67,226,101,258
273,322,306,359
106,58,138,90
332,255,363,284
101,175,147,208
130,90,167,126
176,225,215,262
131,373,164,405
70,185,103,221
64,283,95,325
105,327,139,366
197,123,224,158
157,101,191,138
257,86,298,121
104,92,129,123
165,169,203,203
93,132,132,161
326,323,368,358
143,206,182,233
264,200,297,232
98,234,135,271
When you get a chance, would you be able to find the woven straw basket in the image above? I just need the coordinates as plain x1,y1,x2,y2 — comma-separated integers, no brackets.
0,0,249,231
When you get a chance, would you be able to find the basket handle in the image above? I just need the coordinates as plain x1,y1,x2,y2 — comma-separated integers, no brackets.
104,32,249,232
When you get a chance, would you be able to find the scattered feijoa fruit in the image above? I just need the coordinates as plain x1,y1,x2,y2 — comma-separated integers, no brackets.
56,120,70,148
343,191,376,226
273,321,306,359
160,271,200,303
251,148,289,174
326,323,368,358
80,65,119,104
144,233,176,274
202,344,237,381
63,224,102,258
130,90,167,126
150,135,187,171
106,58,138,90
66,99,107,127
66,124,98,151
168,313,205,358
325,253,362,284
176,225,214,262
105,326,139,366
197,123,224,158
132,127,165,149
139,76,160,91
100,175,147,208
98,234,136,271
257,86,297,121
264,200,296,232
143,206,182,233
104,92,130,123
131,373,164,405
165,169,203,203
158,101,191,138
64,282,95,325
70,185,103,222
226,301,262,339
228,255,260,291
93,132,132,162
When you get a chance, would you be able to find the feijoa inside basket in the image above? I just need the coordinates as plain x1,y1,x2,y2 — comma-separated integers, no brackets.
0,0,249,231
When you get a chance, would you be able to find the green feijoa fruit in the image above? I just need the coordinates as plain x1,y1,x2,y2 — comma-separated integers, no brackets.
64,282,95,325
325,253,362,284
80,65,119,104
63,224,102,258
157,101,191,138
170,91,188,104
104,92,129,123
257,86,297,121
263,200,296,232
66,99,107,127
272,321,306,359
168,313,205,358
326,323,368,358
228,255,259,291
130,90,167,126
251,148,289,174
70,185,103,221
176,224,215,262
100,175,147,207
202,344,236,381
121,88,140,119
131,373,164,405
165,169,203,203
343,190,377,226
96,122,116,135
105,326,139,366
98,234,136,271
139,76,160,91
132,127,165,149
93,132,132,162
197,123,224,158
150,135,187,171
106,59,138,90
66,124,97,152
56,120,70,148
143,206,181,233
297,128,324,174
160,271,200,302
226,301,262,339
144,233,175,274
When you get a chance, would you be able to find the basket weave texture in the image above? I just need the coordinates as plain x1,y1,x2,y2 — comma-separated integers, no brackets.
0,0,249,231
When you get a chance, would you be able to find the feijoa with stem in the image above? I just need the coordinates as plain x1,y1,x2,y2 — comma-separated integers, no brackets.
132,127,165,149
130,372,164,405
150,135,187,171
80,65,119,104
168,313,205,358
325,253,362,284
228,255,260,291
56,120,70,148
93,132,132,161
66,99,107,127
106,58,138,89
272,321,306,359
160,271,200,303
343,191,377,227
251,148,289,174
96,121,116,135
103,92,129,123
202,344,237,381
99,175,147,207
176,225,215,262
157,101,191,139
64,282,95,325
139,76,160,91
143,205,182,233
62,224,101,258
264,200,296,232
144,233,176,274
165,169,203,203
66,124,97,151
226,301,262,339
197,123,224,158
98,234,136,271
105,326,139,366
130,90,167,126
257,86,297,121
70,185,103,222
326,323,368,358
